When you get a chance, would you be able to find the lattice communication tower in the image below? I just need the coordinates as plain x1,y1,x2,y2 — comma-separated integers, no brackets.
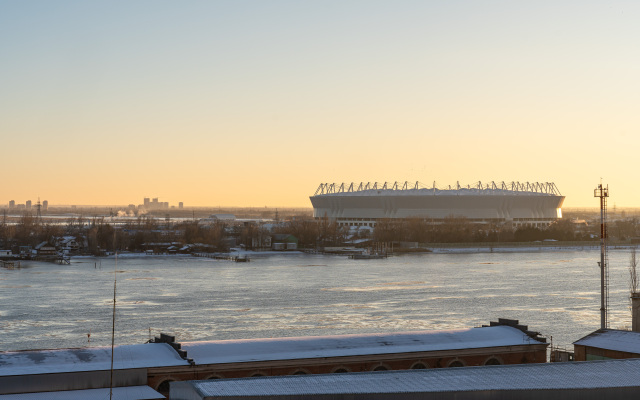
594,183,609,330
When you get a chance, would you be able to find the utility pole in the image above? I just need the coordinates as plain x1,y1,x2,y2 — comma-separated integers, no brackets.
594,183,609,330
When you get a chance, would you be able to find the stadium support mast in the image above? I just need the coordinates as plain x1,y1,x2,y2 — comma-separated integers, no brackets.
594,183,609,330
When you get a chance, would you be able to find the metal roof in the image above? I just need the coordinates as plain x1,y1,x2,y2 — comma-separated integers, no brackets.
313,181,562,197
0,385,162,400
180,325,545,365
573,329,640,354
0,343,189,376
175,359,640,397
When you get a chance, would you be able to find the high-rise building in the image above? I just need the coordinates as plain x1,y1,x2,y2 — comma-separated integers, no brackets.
179,202,184,209
26,200,32,209
9,200,15,209
144,198,150,208
42,200,48,211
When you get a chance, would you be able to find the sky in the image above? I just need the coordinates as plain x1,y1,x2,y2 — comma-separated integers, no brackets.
1,1,639,208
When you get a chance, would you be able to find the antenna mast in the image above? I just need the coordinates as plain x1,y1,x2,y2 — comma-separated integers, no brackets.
594,183,609,329
110,235,118,400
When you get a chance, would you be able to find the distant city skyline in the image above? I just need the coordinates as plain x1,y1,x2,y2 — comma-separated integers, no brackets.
2,1,639,207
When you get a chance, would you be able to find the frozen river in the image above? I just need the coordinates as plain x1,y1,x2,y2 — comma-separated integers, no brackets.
0,248,635,351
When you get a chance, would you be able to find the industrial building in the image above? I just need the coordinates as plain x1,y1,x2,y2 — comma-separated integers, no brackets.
0,342,189,398
310,181,565,228
0,320,546,398
147,319,547,392
170,359,640,400
573,329,640,361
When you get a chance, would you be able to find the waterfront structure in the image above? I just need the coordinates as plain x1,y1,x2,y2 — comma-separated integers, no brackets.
148,319,547,391
573,329,640,361
310,181,564,228
0,320,546,397
0,342,187,398
170,359,640,400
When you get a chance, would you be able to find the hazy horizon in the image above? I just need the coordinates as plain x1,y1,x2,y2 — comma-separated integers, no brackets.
2,1,639,208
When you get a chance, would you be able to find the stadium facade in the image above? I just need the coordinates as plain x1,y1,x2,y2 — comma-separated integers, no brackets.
309,181,565,228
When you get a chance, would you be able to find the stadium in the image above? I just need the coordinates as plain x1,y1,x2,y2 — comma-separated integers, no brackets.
309,181,565,229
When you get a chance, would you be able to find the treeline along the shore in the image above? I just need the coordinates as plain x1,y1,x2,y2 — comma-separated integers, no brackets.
1,212,638,255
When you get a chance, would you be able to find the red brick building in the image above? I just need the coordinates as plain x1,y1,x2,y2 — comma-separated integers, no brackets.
148,319,547,395
573,329,640,361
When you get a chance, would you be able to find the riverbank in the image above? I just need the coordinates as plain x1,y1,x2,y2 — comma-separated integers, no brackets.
423,240,636,254
65,240,638,259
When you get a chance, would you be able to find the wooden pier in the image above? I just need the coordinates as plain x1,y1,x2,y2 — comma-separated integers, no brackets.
192,253,250,262
1,260,20,269
33,255,71,265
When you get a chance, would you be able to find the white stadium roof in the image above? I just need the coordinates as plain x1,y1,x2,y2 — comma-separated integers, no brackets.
312,181,562,197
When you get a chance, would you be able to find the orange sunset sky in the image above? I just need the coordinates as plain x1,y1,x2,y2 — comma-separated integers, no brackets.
1,1,639,208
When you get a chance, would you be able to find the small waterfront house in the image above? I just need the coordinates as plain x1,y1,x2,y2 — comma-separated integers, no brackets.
271,234,298,250
34,242,57,257
573,329,640,361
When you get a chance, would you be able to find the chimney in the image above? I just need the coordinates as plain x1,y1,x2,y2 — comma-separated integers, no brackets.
632,293,640,332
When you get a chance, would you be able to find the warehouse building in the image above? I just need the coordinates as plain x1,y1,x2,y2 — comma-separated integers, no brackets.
148,319,547,391
573,329,640,361
170,358,640,400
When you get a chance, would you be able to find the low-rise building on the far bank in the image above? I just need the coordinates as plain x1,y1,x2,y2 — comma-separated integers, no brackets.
198,214,237,226
271,234,298,250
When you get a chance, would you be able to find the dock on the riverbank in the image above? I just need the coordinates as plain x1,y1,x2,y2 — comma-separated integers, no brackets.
32,255,71,265
192,253,250,262
1,260,20,269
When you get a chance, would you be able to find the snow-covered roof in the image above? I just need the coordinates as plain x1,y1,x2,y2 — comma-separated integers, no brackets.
573,329,640,354
173,359,640,397
181,326,545,365
0,343,189,376
0,386,162,400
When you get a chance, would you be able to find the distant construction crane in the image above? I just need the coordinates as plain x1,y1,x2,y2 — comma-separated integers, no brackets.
36,197,42,220
594,183,609,330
